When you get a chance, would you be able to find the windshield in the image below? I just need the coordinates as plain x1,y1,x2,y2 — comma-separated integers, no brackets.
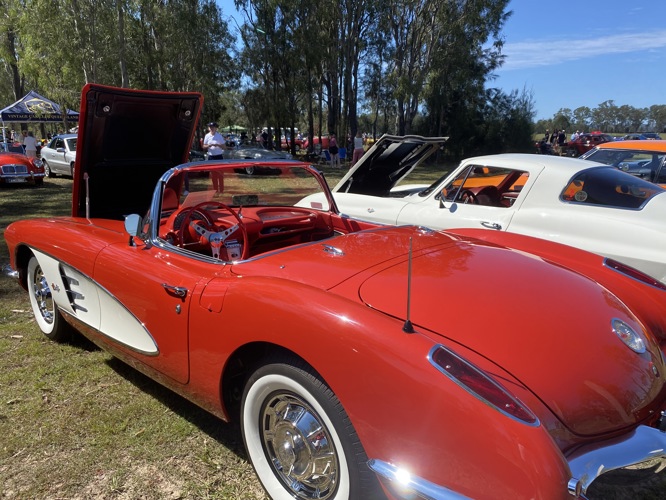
582,149,665,183
152,162,337,262
561,167,663,209
161,162,332,215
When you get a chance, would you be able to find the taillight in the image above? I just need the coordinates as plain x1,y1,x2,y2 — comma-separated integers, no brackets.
604,258,666,291
429,345,538,425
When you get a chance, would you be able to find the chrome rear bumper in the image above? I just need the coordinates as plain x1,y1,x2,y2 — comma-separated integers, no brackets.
369,423,666,499
567,424,666,496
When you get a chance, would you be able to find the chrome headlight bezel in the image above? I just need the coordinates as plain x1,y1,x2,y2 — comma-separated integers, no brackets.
612,318,646,353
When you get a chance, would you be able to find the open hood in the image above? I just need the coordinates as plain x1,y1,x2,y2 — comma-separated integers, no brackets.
73,84,202,220
332,134,447,196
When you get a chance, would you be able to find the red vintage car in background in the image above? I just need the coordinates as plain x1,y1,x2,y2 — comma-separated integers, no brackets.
4,85,666,500
0,143,45,186
303,134,330,153
564,132,614,157
280,134,305,151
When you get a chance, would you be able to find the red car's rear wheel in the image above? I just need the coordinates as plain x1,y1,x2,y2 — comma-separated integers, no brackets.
241,355,383,500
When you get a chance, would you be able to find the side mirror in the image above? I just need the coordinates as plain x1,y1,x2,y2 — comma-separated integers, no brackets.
124,214,142,246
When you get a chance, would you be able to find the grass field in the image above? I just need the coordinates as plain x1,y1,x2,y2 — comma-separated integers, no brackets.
1,165,665,499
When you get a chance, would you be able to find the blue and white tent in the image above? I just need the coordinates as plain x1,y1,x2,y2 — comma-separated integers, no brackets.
0,90,79,123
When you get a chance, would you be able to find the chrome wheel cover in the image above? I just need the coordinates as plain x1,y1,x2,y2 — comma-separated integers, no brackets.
261,392,339,499
31,264,54,324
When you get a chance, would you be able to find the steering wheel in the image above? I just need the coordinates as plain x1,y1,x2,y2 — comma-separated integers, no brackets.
459,189,478,204
177,201,249,260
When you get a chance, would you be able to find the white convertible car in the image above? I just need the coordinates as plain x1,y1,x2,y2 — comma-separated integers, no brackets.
315,135,666,284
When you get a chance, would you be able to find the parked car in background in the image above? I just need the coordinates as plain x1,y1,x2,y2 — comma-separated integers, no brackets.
621,133,651,141
225,144,293,175
0,144,45,186
308,135,666,283
579,139,666,185
643,132,662,140
302,134,329,153
40,133,77,177
280,134,304,151
564,132,614,157
4,84,666,500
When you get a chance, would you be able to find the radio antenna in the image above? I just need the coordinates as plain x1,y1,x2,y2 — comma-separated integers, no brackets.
403,237,415,333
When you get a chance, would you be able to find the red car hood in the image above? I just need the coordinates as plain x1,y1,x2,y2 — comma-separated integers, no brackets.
311,231,663,436
1,152,32,164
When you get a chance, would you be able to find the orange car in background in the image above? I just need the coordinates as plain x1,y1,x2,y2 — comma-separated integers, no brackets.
579,139,666,186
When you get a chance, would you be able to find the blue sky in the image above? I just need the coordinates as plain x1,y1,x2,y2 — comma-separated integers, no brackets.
218,0,666,121
496,0,666,119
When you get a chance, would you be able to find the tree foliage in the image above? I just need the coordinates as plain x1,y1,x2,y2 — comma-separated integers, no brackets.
0,0,235,130
7,0,633,159
536,101,666,137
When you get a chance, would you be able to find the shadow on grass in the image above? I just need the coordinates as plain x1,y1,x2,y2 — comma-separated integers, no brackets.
103,355,248,460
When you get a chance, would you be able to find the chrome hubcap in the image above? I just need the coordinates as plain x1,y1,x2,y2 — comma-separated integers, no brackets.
32,266,54,324
261,393,339,499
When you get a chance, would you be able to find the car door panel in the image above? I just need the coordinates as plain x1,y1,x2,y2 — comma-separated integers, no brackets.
94,242,213,384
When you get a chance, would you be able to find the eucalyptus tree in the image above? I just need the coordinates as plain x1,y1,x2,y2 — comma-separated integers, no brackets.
421,0,510,146
361,33,395,139
236,0,288,148
648,104,666,134
0,0,26,100
378,0,440,135
572,106,591,132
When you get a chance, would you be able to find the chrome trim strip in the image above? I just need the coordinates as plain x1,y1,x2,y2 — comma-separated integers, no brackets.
367,459,471,500
603,257,666,291
568,424,666,494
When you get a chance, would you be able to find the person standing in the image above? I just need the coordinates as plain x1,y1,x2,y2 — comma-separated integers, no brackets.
203,122,225,192
23,130,38,158
351,131,365,167
328,133,340,168
203,122,225,160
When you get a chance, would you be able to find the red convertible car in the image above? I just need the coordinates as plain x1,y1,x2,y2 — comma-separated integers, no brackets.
0,143,45,186
4,85,666,500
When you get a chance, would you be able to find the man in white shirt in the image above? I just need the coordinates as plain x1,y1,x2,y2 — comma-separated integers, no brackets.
203,122,225,160
22,130,39,158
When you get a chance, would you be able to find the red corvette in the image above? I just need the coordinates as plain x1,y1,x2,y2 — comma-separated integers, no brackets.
4,85,666,500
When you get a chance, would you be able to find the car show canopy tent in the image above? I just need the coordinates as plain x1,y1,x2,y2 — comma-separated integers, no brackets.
0,90,79,124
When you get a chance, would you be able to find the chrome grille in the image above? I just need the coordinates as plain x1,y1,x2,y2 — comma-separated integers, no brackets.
1,164,28,174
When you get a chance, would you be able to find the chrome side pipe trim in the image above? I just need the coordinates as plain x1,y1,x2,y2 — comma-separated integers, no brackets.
2,263,19,279
367,459,471,500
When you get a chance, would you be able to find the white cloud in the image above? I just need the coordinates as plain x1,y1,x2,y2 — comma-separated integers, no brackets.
500,29,666,71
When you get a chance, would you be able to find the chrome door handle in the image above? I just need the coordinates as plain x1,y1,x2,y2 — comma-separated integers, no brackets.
480,221,502,230
162,283,187,298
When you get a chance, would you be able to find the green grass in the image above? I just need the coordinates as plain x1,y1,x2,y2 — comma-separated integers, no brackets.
1,167,665,499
